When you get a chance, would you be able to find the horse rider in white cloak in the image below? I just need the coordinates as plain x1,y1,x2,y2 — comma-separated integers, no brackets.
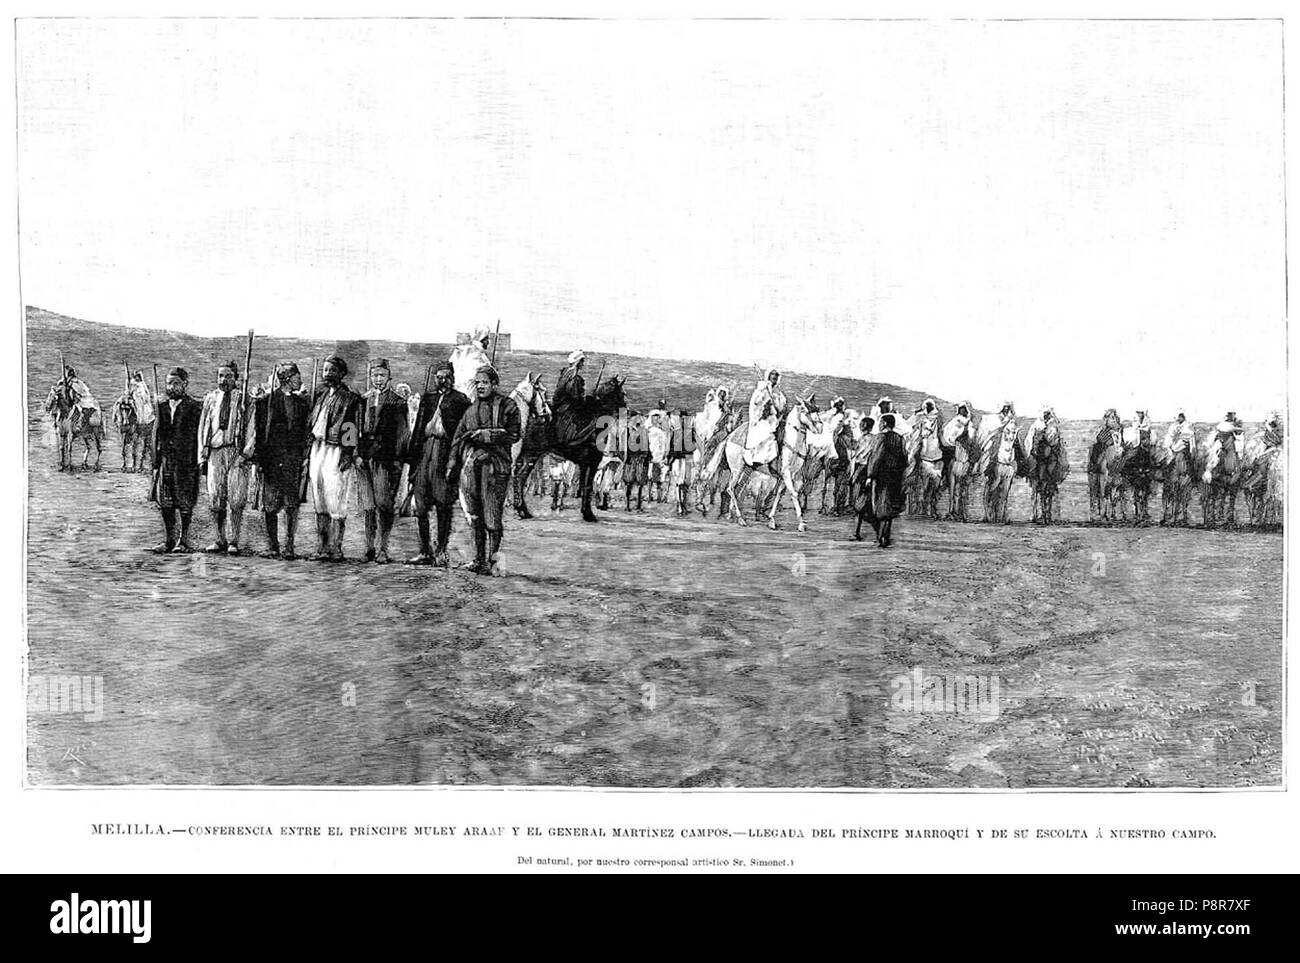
130,370,156,429
448,325,493,400
61,366,101,433
743,367,787,468
941,401,975,449
870,396,910,434
985,402,1020,463
910,398,944,470
1204,410,1246,483
1163,406,1197,456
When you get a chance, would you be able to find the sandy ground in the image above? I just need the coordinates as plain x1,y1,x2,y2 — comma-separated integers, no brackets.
26,452,1282,788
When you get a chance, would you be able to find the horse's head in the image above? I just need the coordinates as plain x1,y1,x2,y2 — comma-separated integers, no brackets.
591,375,626,415
45,383,70,415
789,396,822,435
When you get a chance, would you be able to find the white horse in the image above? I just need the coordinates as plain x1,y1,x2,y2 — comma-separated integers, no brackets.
509,372,551,469
1240,429,1284,528
724,398,823,532
693,400,737,517
802,411,858,515
906,414,946,519
977,414,1022,524
942,410,980,521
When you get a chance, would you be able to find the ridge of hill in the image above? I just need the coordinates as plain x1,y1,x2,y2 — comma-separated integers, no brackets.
25,306,951,417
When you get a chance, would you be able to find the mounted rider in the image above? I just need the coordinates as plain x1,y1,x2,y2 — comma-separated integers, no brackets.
1204,410,1246,484
909,397,945,474
1163,406,1197,457
1096,407,1124,448
61,366,101,434
941,400,975,453
129,370,156,429
743,368,787,469
1026,405,1069,517
824,396,851,472
869,396,895,434
448,326,492,400
552,349,596,443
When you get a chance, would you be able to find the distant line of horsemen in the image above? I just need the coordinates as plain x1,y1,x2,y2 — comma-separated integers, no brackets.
43,331,1284,568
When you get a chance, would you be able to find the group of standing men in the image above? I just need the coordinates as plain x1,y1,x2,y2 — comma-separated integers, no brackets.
143,345,521,575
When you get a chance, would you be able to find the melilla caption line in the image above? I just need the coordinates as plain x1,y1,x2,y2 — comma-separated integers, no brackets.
89,824,1216,839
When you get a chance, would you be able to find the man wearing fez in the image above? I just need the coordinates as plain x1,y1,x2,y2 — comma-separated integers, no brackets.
355,358,409,563
447,364,522,575
149,367,203,553
306,355,363,561
404,360,471,567
198,359,253,554
247,361,311,559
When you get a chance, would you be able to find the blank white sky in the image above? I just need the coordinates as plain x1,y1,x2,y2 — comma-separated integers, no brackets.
17,18,1286,418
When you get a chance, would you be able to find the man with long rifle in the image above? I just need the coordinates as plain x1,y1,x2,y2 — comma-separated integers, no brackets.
197,331,255,554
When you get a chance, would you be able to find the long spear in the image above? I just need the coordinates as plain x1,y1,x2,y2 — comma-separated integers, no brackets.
238,329,254,446
490,318,502,367
149,363,160,503
238,330,256,508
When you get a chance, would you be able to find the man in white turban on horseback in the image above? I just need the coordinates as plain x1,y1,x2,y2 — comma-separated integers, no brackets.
743,367,786,468
1204,410,1246,484
941,401,975,449
129,370,155,430
448,325,493,400
1164,406,1196,455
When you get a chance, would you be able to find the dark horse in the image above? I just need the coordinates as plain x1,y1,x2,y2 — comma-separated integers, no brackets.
512,377,627,522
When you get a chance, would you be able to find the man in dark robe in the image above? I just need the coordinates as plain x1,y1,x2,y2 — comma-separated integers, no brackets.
356,359,409,563
551,349,592,443
247,362,310,559
404,361,471,566
149,367,202,553
862,412,908,548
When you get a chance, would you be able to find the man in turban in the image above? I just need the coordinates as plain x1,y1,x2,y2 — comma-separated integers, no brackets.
552,350,592,442
306,355,363,560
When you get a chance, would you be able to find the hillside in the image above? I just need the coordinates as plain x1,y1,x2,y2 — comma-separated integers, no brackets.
25,307,950,423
